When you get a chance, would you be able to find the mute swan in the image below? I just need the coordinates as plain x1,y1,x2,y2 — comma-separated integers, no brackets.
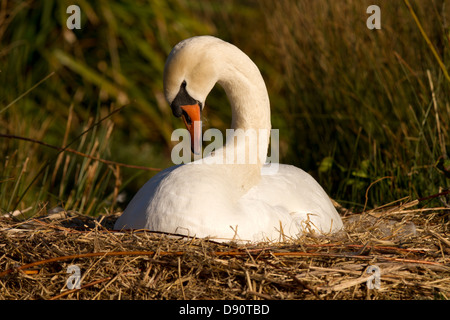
114,36,343,242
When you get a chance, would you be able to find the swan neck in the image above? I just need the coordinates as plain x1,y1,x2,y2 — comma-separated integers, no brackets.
214,49,272,193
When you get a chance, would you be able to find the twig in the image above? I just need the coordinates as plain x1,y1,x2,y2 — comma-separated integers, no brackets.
428,230,450,248
365,190,450,213
49,276,112,300
264,260,320,299
178,257,186,299
92,273,122,300
0,133,161,172
363,176,393,212
245,290,276,300
0,251,183,277
319,274,372,292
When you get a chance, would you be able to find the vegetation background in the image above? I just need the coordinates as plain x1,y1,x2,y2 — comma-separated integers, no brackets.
0,0,449,218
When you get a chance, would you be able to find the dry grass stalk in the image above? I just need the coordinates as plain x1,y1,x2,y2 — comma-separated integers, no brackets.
0,201,448,300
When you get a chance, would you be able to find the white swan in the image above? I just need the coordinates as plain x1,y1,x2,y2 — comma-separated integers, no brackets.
114,36,343,242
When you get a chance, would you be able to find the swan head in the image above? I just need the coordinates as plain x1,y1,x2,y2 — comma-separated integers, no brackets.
163,36,223,154
163,36,271,157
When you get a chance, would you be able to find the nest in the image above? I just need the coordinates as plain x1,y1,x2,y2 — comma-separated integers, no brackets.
0,200,449,300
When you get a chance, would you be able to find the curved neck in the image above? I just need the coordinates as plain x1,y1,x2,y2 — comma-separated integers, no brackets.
208,44,272,193
217,44,271,133
220,79,271,132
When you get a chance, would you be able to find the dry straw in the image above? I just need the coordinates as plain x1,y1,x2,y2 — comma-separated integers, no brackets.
1,196,449,300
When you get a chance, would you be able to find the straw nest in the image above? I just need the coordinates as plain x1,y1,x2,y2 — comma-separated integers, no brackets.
1,198,449,300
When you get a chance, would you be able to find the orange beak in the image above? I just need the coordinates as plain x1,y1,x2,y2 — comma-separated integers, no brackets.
180,104,202,155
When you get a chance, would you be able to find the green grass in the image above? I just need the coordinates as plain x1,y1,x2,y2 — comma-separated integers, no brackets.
0,0,449,218
260,0,449,209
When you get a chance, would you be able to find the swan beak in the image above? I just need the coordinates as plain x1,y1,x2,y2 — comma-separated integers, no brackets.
180,104,202,155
